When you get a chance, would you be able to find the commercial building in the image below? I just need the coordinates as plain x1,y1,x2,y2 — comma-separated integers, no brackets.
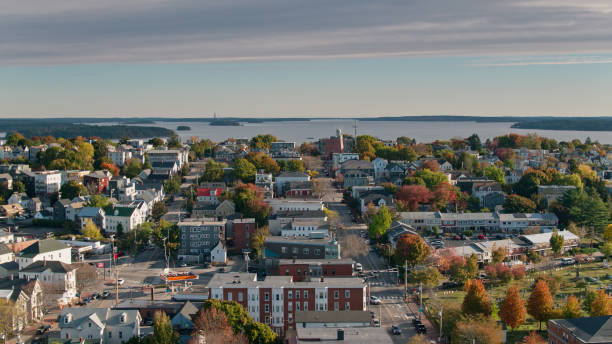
34,171,61,196
264,235,340,260
266,258,355,281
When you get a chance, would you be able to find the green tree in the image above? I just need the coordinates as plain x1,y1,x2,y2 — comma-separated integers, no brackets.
145,311,179,344
411,169,448,189
87,194,112,208
465,254,479,279
122,158,143,178
167,133,182,148
60,180,87,200
148,137,165,148
232,159,257,182
202,159,227,182
367,205,392,239
152,201,168,221
245,152,280,174
504,194,537,213
408,266,441,288
484,165,505,184
549,230,564,257
163,175,181,194
82,220,103,240
601,242,612,257
250,134,278,150
12,181,25,193
467,134,482,151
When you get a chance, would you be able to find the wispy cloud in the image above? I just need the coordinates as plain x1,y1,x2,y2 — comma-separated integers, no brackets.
469,56,612,67
2,0,612,66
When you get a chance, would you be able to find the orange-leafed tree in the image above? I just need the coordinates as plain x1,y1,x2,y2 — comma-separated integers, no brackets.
422,160,440,172
461,279,492,317
562,295,583,318
100,161,119,177
520,331,546,344
527,279,553,330
590,290,612,316
499,285,526,331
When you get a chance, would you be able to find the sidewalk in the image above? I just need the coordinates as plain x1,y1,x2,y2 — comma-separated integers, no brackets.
406,298,440,343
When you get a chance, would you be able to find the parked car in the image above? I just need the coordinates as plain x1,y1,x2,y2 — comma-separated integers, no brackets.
412,318,422,327
37,324,51,334
370,311,376,318
370,296,382,305
117,278,125,285
392,325,401,335
561,257,576,265
416,324,427,334
101,291,110,299
478,234,487,240
373,319,380,327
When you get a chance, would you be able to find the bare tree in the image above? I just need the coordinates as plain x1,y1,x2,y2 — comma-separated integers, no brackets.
74,263,99,297
190,306,248,344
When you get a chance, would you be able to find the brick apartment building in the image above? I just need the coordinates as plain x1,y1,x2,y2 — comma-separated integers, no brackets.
548,316,612,344
264,235,340,260
206,273,367,337
266,258,355,282
231,218,257,252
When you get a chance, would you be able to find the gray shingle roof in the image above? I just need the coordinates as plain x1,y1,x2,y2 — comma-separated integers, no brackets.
19,239,69,258
20,260,77,273
550,316,612,343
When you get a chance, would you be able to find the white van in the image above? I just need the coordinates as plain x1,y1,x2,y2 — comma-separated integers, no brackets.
561,257,576,265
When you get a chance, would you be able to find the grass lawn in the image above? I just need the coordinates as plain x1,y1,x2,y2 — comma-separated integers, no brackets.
422,261,612,343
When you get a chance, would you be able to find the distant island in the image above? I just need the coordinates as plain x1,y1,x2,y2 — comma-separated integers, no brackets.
210,120,241,126
0,119,173,139
511,118,612,131
177,125,191,131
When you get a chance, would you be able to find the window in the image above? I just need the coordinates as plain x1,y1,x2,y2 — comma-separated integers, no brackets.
345,302,350,311
296,302,300,311
265,304,269,313
288,313,293,323
88,323,91,328
304,290,308,298
108,332,112,338
292,247,298,254
238,292,243,302
345,290,350,298
285,269,290,276
334,290,339,299
119,332,123,339
281,247,287,253
296,290,300,299
304,302,308,311
314,249,321,255
264,292,269,301
288,302,293,311
303,248,309,254
276,294,280,301
334,302,339,311
227,292,232,301
265,316,270,324
288,291,292,299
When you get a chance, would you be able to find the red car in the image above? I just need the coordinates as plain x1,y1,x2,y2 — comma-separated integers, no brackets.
478,234,486,240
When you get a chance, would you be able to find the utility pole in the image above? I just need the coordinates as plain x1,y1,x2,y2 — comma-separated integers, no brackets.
419,282,423,321
439,306,443,343
404,260,408,301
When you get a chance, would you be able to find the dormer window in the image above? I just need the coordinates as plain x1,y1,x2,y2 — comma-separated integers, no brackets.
64,313,72,324
120,313,127,323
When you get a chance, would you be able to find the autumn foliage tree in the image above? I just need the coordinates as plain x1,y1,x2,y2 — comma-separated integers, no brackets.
395,234,430,268
462,279,492,317
520,332,547,344
421,160,440,172
589,290,612,316
499,285,526,331
396,184,433,211
189,305,248,344
100,161,119,177
527,280,554,330
562,295,583,318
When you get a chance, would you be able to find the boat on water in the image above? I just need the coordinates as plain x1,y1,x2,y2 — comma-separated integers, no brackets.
161,271,198,282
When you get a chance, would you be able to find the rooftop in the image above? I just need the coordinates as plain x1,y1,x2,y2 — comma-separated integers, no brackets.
296,327,394,344
19,239,69,258
550,316,612,343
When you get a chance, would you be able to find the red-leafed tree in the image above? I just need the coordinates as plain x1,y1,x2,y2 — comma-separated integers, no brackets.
432,182,458,210
396,185,433,211
395,234,430,268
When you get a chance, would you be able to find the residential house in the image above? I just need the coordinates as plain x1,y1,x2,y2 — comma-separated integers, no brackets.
358,190,393,214
7,193,35,212
177,219,226,263
170,301,199,332
472,181,505,209
264,234,340,260
213,146,236,163
268,199,324,213
77,207,105,230
18,239,72,270
372,158,388,182
519,231,579,255
255,172,274,199
0,278,43,331
54,199,72,222
268,210,327,236
319,129,345,159
387,222,419,249
196,187,224,204
210,241,227,263
147,149,189,168
339,160,374,189
108,177,137,202
0,243,15,264
285,181,314,198
275,172,311,195
104,205,145,233
65,201,85,222
19,260,77,305
192,199,235,219
107,149,133,167
537,185,576,205
330,153,359,175
59,308,141,344
0,173,12,189
60,170,90,186
84,171,111,194
151,161,179,178
0,203,24,218
281,219,329,237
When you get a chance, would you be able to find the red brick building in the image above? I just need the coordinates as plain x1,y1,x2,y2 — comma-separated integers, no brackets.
231,218,257,252
269,259,355,282
206,273,367,337
83,171,110,194
548,316,612,344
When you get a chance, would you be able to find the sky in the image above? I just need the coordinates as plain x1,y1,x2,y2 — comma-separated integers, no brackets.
1,0,612,118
